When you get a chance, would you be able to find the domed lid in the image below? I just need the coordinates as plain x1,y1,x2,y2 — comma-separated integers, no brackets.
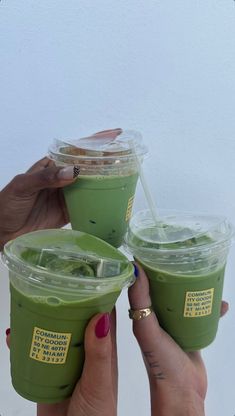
48,130,147,165
2,229,134,293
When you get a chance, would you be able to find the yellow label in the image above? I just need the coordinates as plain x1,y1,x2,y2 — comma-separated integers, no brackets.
126,196,134,221
184,288,214,318
29,327,71,365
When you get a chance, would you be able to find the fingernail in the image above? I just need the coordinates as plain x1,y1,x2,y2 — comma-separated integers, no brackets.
57,166,80,180
94,128,122,135
5,328,10,336
134,264,139,278
94,127,122,134
95,313,110,338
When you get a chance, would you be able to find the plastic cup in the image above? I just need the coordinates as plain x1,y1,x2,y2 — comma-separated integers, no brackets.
2,229,134,403
48,130,147,247
125,209,234,351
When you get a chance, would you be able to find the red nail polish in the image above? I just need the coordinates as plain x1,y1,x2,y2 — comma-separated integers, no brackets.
95,313,110,338
5,328,10,336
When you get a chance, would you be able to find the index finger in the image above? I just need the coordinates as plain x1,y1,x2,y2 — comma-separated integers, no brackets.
92,128,122,139
26,157,54,174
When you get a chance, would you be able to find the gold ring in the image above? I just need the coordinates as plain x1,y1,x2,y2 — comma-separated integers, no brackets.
128,307,153,321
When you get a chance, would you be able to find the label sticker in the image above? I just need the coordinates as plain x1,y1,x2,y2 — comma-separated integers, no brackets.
183,288,214,318
126,196,134,221
29,327,71,364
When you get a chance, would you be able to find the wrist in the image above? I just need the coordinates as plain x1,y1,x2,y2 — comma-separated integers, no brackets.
152,388,205,416
0,232,12,251
37,401,69,416
0,237,6,252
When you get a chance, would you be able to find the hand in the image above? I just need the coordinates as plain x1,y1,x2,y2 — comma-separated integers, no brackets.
0,128,122,250
6,312,118,416
128,263,228,416
0,157,76,250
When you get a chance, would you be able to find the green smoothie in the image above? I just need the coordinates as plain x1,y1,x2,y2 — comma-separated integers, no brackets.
125,209,233,351
48,130,147,247
2,229,134,403
63,173,138,248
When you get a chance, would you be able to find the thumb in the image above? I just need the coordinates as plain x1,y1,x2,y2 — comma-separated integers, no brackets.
9,165,80,196
74,313,113,397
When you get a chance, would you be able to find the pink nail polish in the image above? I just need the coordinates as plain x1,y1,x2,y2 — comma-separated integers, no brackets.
5,328,10,336
95,313,110,338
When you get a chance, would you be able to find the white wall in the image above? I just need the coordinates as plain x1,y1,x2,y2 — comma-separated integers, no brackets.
1,1,235,414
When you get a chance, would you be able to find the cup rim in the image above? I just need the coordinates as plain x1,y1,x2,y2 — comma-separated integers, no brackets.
48,129,148,164
125,209,235,257
2,229,134,293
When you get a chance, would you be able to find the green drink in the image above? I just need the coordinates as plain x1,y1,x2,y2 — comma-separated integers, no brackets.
125,210,234,351
49,130,147,247
2,229,134,403
63,174,138,247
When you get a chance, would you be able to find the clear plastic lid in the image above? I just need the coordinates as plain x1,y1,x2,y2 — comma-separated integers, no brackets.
127,209,234,245
2,229,134,294
48,130,148,175
125,209,234,272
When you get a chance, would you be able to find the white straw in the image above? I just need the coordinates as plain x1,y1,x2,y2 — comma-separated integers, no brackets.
129,140,159,223
134,153,159,224
129,140,167,241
